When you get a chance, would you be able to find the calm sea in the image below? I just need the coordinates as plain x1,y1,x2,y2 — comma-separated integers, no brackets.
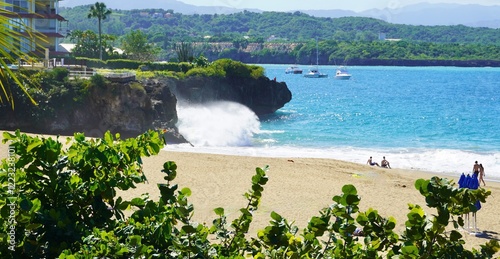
168,65,500,181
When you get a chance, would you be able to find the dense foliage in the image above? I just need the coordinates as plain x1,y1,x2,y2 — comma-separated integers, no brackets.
60,7,500,45
68,30,122,60
1,131,498,258
0,68,90,122
59,7,500,64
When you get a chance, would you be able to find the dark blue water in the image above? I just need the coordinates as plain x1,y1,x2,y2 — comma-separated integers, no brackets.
172,65,500,179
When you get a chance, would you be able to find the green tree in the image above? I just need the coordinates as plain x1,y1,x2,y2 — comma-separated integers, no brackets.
121,30,160,61
69,30,117,59
87,2,112,60
174,42,194,62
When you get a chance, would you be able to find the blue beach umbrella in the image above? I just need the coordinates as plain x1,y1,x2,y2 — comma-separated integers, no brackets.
459,172,482,232
469,173,480,190
458,173,466,188
463,174,472,190
475,200,482,210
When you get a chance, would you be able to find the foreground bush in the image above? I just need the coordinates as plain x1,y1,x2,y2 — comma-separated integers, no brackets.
0,130,498,258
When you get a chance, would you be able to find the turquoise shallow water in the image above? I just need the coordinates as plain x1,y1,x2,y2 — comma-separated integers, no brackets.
262,65,500,151
171,65,500,180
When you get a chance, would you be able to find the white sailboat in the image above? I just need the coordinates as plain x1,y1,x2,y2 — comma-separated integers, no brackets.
304,39,328,78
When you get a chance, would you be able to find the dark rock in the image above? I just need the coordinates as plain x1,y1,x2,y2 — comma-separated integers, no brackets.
166,76,292,116
0,75,292,143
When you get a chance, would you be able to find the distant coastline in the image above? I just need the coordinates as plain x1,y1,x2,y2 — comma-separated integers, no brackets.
333,59,500,67
253,58,500,67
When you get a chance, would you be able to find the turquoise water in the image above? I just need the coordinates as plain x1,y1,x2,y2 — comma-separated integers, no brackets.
171,65,500,180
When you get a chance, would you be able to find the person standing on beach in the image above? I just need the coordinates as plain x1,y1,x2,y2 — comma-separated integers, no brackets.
367,156,379,167
479,163,486,186
381,156,391,169
473,161,480,177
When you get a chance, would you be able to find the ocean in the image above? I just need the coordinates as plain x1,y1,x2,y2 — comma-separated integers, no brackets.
167,64,500,182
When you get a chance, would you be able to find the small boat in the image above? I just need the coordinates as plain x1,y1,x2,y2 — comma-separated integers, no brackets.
304,39,327,78
303,68,328,78
285,66,303,74
334,66,351,80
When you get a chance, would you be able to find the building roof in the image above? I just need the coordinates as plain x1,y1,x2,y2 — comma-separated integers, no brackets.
58,43,124,55
59,43,76,53
1,13,67,21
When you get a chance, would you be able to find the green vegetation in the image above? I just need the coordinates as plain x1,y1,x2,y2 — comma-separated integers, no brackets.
59,7,500,64
1,69,89,122
61,8,500,45
121,30,161,62
1,131,498,258
68,30,121,60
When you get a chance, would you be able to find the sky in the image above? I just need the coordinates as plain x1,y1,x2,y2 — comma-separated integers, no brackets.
60,0,500,12
176,0,500,12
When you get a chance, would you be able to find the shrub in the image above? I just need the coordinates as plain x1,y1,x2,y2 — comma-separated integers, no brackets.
212,58,251,78
129,82,145,94
210,59,265,79
0,130,165,258
106,59,143,70
75,57,106,68
142,61,194,72
89,73,107,88
49,67,69,82
185,67,224,78
248,64,265,79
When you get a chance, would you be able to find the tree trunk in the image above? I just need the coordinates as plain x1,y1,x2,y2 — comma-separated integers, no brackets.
98,18,102,60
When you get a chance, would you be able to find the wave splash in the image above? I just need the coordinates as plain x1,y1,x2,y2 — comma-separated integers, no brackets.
176,101,260,147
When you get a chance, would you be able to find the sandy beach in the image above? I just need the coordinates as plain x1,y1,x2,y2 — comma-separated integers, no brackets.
1,132,499,251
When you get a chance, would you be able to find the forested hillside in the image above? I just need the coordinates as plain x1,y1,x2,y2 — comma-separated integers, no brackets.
61,6,500,45
60,6,500,64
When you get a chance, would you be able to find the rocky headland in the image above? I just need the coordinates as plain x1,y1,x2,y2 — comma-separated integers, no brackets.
0,75,292,143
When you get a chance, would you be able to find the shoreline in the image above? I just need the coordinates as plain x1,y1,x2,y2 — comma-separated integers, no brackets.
163,144,500,182
137,150,500,250
1,132,500,251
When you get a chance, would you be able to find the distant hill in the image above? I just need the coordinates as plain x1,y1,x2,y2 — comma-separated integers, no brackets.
358,3,500,28
61,1,500,28
290,3,500,28
61,0,260,15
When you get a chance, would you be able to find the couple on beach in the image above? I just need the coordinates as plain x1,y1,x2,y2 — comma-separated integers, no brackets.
367,156,391,169
473,161,486,186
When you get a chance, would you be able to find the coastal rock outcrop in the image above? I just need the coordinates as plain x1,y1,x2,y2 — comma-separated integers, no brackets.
162,76,292,116
0,75,292,142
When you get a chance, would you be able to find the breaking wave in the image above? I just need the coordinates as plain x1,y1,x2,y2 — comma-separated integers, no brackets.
176,101,260,147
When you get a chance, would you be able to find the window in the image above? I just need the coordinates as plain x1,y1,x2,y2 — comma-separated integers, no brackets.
4,0,13,11
13,0,29,13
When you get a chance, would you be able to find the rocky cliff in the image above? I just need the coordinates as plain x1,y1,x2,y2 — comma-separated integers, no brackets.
162,76,292,115
0,75,292,143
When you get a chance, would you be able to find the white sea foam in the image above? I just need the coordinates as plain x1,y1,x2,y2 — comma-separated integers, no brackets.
176,101,260,147
165,144,500,183
257,129,285,134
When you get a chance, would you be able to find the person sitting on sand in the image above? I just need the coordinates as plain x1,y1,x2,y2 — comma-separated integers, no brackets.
381,156,391,169
367,156,379,167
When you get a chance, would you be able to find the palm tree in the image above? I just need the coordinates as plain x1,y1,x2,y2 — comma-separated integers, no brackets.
0,2,38,108
87,2,112,60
